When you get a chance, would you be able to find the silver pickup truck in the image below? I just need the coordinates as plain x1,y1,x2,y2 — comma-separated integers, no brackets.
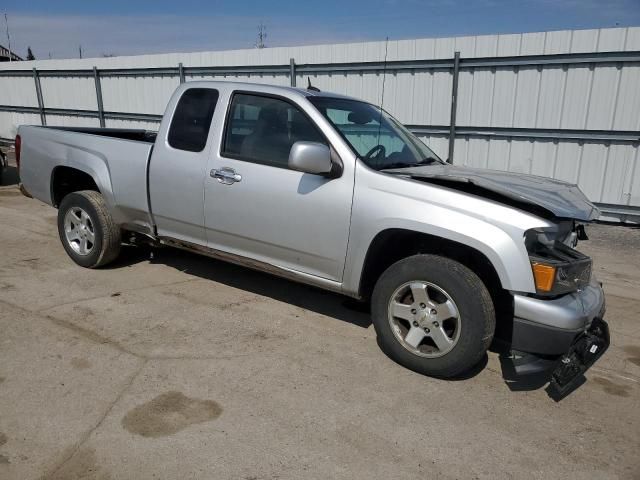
17,81,609,393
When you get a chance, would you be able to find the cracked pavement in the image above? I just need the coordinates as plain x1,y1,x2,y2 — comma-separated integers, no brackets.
0,154,639,479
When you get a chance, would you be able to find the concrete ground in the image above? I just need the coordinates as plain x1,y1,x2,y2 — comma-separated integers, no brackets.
0,150,638,480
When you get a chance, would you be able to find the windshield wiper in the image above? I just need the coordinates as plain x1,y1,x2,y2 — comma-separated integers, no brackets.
379,156,440,171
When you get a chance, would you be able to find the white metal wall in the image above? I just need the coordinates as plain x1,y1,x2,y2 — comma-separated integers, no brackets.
1,27,639,209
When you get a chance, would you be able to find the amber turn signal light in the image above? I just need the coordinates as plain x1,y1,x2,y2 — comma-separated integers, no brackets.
531,263,556,292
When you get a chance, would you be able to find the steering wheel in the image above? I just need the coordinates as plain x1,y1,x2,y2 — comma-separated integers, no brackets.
364,144,386,162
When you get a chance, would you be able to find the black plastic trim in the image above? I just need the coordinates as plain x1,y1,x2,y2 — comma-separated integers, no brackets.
512,317,583,356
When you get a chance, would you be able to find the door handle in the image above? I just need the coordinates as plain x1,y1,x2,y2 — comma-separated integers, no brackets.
210,167,242,185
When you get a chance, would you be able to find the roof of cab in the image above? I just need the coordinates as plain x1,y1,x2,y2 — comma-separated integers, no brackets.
179,79,361,102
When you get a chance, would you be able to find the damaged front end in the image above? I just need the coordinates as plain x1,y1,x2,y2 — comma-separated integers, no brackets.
386,163,609,396
550,317,610,396
511,223,605,338
384,164,600,222
524,224,593,296
511,221,608,398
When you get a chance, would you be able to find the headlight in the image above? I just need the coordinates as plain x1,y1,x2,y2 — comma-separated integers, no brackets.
525,229,592,296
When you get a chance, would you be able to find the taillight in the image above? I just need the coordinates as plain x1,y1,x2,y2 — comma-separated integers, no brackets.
15,134,21,171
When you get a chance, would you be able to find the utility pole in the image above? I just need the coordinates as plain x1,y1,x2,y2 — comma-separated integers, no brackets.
79,44,83,59
4,13,12,63
255,23,267,49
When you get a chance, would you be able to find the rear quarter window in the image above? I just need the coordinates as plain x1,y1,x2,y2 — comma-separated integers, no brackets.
168,88,219,152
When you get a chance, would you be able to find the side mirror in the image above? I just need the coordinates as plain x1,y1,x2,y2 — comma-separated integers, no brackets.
288,141,333,176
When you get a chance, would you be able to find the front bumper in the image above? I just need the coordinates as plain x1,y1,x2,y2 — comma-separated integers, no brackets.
511,277,605,357
549,317,609,395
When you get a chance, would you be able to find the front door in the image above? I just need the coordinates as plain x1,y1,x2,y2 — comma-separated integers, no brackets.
204,92,353,282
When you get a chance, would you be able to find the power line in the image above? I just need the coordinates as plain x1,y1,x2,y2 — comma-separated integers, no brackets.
4,14,12,63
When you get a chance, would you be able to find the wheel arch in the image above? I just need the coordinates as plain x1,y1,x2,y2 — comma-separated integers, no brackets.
50,166,101,207
356,228,517,347
358,229,504,301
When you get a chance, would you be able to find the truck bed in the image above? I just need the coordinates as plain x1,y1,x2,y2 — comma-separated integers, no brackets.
18,125,156,232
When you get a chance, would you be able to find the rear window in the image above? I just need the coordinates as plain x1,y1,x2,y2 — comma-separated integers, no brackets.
168,88,219,152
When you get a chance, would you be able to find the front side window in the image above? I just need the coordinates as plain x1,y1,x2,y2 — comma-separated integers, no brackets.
308,97,443,170
222,93,326,169
168,88,219,152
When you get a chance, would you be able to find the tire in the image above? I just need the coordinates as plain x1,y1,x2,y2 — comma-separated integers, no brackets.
371,254,495,378
57,190,121,268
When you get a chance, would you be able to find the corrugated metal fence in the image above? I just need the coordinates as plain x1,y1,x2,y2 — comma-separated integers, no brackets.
1,27,639,220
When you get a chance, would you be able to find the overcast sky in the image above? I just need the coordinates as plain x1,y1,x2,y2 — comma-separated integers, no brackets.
2,0,640,60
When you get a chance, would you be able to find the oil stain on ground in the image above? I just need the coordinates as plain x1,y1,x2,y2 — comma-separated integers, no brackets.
0,432,8,466
623,345,640,367
70,358,91,370
591,376,631,397
121,391,222,438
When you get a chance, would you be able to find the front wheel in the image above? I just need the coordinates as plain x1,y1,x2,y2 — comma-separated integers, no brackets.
371,254,495,378
57,190,121,268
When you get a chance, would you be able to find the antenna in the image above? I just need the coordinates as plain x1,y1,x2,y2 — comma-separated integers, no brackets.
307,77,320,92
4,14,12,63
375,37,390,160
255,22,267,49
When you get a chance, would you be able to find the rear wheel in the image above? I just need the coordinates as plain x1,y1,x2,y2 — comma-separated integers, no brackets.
372,254,495,378
57,190,121,268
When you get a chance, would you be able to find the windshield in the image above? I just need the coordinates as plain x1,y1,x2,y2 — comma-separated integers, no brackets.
308,96,444,170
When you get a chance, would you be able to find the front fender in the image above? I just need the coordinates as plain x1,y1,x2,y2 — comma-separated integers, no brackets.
342,164,552,296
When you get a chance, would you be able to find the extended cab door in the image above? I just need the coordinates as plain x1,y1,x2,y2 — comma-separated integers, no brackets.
148,87,219,244
203,91,354,282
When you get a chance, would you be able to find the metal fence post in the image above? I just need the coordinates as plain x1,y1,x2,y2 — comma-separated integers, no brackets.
447,51,460,163
290,58,296,87
32,68,46,126
178,62,185,84
93,67,106,127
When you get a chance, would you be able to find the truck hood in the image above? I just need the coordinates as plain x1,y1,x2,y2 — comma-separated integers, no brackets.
386,164,599,221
